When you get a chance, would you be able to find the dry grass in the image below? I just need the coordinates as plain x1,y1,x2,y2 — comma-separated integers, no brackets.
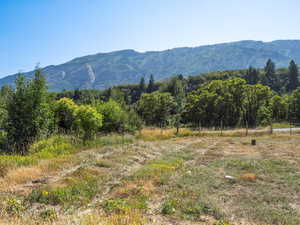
138,127,270,141
1,133,300,224
81,209,147,225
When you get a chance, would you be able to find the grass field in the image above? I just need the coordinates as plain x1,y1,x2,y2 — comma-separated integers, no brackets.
0,129,299,224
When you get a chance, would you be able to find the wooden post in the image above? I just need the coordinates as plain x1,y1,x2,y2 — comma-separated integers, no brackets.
270,120,273,135
245,119,248,136
220,120,223,136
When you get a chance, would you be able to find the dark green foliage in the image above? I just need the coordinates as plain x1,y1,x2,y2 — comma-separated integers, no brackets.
138,77,146,98
54,98,78,133
5,69,53,154
262,59,282,92
147,74,156,93
136,92,176,126
55,89,103,104
289,87,300,122
287,60,300,92
245,67,259,85
243,84,273,127
185,78,247,127
184,78,274,128
270,95,289,122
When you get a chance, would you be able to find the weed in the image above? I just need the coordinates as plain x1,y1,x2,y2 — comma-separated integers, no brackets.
213,221,230,225
94,159,113,168
27,178,98,207
102,198,147,214
39,209,57,221
5,199,25,215
162,190,223,220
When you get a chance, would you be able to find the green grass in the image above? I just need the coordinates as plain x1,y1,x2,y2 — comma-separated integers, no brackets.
102,197,148,214
161,190,223,220
131,159,183,186
27,177,98,207
0,134,134,178
170,157,300,224
27,166,102,207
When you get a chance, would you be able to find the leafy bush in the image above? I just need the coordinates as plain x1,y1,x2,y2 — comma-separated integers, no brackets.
76,105,103,140
54,98,78,132
94,99,125,132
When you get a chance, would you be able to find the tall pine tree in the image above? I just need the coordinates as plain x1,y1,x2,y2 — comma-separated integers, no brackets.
287,60,300,92
262,59,275,86
147,74,155,93
138,77,146,98
245,66,259,85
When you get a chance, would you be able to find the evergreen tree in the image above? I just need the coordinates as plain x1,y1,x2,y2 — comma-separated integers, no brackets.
139,77,146,92
262,59,276,87
147,74,155,93
73,88,81,101
245,66,259,85
287,60,300,92
138,77,146,98
5,68,52,154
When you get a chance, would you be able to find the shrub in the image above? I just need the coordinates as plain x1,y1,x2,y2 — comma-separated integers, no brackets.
94,99,127,133
54,98,78,132
76,105,103,140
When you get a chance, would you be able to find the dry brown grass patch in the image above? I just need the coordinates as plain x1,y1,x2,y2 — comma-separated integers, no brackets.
112,180,155,199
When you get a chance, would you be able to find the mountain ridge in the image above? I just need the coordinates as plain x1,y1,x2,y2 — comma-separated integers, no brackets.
1,40,300,91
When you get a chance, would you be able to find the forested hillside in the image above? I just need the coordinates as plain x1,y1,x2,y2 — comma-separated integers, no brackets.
1,40,300,91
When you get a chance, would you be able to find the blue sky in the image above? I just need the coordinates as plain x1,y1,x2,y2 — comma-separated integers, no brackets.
0,0,299,76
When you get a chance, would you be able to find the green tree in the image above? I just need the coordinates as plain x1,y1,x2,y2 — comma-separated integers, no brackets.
0,85,13,129
270,95,288,122
5,69,52,154
242,84,273,127
257,105,272,126
147,74,156,93
185,78,246,128
136,92,176,127
138,77,146,98
262,59,280,91
173,78,185,133
287,60,300,92
290,87,300,122
245,67,259,85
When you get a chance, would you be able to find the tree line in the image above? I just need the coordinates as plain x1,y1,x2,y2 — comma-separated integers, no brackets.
1,59,300,155
0,68,142,155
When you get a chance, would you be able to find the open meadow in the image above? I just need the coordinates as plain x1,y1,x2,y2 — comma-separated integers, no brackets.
0,128,299,225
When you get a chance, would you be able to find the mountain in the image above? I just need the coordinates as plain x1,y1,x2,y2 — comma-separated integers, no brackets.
2,40,300,91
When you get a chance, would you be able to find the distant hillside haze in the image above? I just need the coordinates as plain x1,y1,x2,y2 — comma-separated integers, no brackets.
2,40,300,91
